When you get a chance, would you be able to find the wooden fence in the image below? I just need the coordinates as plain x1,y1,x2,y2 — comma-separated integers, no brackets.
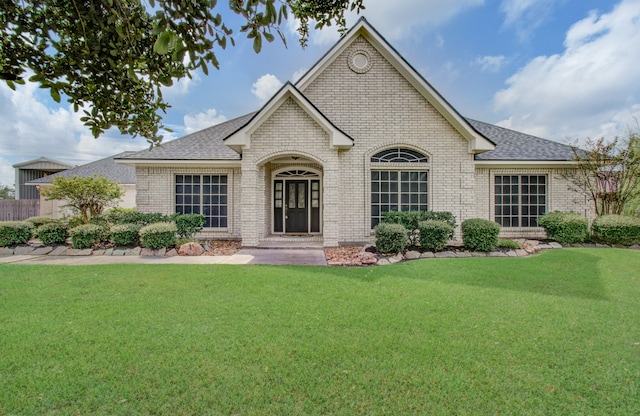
0,200,40,221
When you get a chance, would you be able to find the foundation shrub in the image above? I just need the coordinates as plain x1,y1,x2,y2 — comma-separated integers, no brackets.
25,216,59,228
69,224,105,249
418,220,452,252
36,222,69,245
374,223,409,254
109,223,141,247
171,213,206,238
497,239,521,249
538,211,589,245
0,221,33,247
139,222,177,249
591,214,640,245
462,219,500,252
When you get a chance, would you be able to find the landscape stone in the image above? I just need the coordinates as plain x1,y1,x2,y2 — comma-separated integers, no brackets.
165,249,178,257
14,246,35,255
596,244,611,248
49,246,68,256
538,244,553,250
140,248,154,256
515,249,528,257
405,250,421,260
434,251,456,258
582,244,596,248
354,252,377,265
178,242,205,256
376,258,391,266
549,242,563,249
0,247,14,256
126,247,142,256
470,251,487,257
388,253,404,264
154,248,166,256
487,251,508,257
103,248,114,256
420,252,435,258
32,247,53,255
112,248,126,256
66,248,93,256
630,244,640,250
506,250,518,257
455,251,471,258
92,249,105,256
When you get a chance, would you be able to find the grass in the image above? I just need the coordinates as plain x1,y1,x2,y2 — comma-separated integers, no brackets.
1,249,639,415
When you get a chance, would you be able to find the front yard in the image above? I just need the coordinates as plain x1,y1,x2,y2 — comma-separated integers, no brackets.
1,249,638,415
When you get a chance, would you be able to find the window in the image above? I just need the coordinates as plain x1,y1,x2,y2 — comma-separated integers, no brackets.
175,174,228,228
370,148,428,228
494,175,546,227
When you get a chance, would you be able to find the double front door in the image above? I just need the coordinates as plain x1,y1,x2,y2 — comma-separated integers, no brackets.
273,179,320,233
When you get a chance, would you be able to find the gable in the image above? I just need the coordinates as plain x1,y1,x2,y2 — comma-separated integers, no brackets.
296,18,494,154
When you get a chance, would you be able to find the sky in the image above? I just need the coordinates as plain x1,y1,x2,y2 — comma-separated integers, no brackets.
2,0,640,187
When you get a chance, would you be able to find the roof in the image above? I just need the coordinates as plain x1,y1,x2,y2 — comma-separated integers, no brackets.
117,114,253,162
28,152,138,185
468,119,576,161
12,157,74,170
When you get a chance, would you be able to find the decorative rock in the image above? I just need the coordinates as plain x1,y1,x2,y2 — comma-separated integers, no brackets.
455,251,471,258
165,249,178,257
488,251,508,257
103,248,114,256
49,246,68,256
65,248,92,256
506,250,518,257
354,252,377,265
524,240,540,247
388,253,404,264
0,247,14,256
515,249,528,257
420,252,435,258
126,247,142,256
112,248,126,256
538,244,553,250
631,244,640,250
405,250,421,260
470,251,487,257
596,244,611,248
154,248,166,256
32,247,53,255
549,242,563,249
14,246,35,255
434,251,456,258
582,244,596,248
92,249,105,256
376,258,391,266
140,248,154,256
178,242,205,256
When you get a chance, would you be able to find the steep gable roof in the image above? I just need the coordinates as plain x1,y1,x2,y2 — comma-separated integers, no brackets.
468,119,576,161
29,152,137,185
224,82,353,152
295,17,495,154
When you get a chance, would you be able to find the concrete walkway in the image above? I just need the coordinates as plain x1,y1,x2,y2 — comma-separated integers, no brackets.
0,248,328,266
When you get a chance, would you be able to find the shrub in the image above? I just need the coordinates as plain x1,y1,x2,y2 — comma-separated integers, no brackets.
591,214,640,245
109,223,141,247
497,239,521,249
36,222,69,245
139,222,177,249
418,220,452,252
172,213,206,238
65,215,87,229
104,209,169,226
69,224,105,249
461,218,500,252
374,223,409,254
0,221,33,247
538,211,589,245
383,210,456,233
25,216,59,228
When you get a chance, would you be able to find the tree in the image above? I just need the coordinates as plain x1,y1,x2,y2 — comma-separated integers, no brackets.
39,175,124,220
0,184,15,200
566,132,640,216
1,0,365,146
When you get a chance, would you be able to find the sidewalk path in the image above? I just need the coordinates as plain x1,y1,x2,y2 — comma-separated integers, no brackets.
0,249,328,266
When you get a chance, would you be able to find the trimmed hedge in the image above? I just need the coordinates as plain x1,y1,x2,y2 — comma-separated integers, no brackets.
36,222,69,245
538,211,589,245
172,213,206,238
109,223,141,247
139,222,177,249
592,214,640,245
0,221,33,247
104,210,170,226
382,210,457,234
374,223,409,254
418,220,452,252
25,216,59,228
461,218,500,252
69,224,105,249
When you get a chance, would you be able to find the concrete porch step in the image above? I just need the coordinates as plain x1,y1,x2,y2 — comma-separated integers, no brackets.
257,235,324,249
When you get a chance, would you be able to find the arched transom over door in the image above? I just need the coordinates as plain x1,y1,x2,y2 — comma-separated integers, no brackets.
273,170,321,234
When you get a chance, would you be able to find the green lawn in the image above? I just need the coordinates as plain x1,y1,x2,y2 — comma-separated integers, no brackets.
1,249,639,415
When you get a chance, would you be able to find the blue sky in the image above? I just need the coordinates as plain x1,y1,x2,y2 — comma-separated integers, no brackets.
2,0,639,187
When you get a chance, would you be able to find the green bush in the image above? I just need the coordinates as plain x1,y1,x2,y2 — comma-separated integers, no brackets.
538,211,589,245
139,222,177,249
36,222,69,245
69,224,105,249
461,219,500,252
592,214,640,245
0,221,33,247
374,223,409,254
24,216,59,228
109,223,141,247
171,213,206,238
104,209,169,226
383,210,456,233
65,215,87,229
418,220,452,252
497,239,521,249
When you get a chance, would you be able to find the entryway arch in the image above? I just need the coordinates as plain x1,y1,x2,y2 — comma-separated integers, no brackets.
271,167,322,234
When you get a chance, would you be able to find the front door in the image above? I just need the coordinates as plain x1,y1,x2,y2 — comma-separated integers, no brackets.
285,180,308,233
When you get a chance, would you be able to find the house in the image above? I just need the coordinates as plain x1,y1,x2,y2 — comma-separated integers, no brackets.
29,152,138,218
12,157,74,200
116,18,592,247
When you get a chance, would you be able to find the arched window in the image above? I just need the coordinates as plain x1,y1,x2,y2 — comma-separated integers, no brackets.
370,147,428,228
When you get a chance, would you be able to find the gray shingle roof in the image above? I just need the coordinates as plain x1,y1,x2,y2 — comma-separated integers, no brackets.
117,114,255,161
29,152,137,184
468,119,576,161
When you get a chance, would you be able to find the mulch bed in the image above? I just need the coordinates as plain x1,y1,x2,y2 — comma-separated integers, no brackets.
203,240,241,256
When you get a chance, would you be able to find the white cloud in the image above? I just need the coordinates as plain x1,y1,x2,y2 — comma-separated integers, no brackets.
308,0,485,45
0,156,15,188
292,68,309,83
251,74,283,103
183,108,228,134
162,72,201,100
494,0,640,141
475,55,509,73
500,0,558,40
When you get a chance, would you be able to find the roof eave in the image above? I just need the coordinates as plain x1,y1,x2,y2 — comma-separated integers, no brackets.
114,158,242,168
474,160,578,168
